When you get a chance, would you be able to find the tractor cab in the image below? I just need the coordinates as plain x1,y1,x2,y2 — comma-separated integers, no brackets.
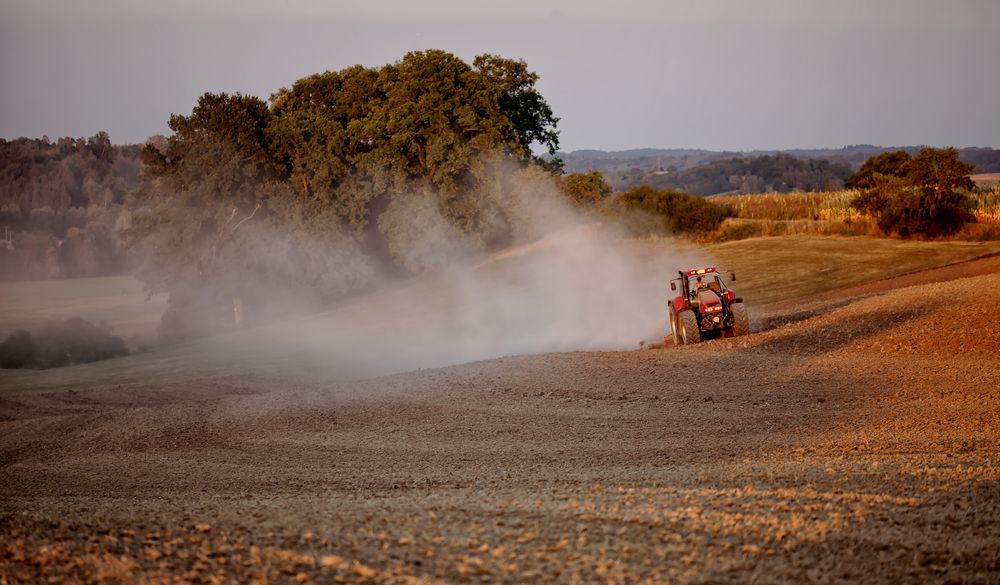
671,267,730,302
672,268,730,314
686,271,727,301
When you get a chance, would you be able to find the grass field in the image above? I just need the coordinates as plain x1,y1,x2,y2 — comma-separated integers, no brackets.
0,275,168,345
705,236,1000,305
972,172,1000,187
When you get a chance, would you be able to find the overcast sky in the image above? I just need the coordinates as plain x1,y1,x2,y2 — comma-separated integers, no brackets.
1,0,997,151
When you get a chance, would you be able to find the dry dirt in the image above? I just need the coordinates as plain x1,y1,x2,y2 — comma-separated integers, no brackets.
2,258,999,584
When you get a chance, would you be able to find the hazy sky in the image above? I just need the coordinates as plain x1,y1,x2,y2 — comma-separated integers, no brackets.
1,0,997,151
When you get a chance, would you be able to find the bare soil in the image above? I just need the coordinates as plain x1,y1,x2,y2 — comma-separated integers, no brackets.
2,256,999,583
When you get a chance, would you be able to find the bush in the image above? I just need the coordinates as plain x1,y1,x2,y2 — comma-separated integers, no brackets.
714,221,764,242
0,330,36,368
561,171,611,208
850,174,906,232
957,223,1000,241
0,318,128,369
606,186,731,236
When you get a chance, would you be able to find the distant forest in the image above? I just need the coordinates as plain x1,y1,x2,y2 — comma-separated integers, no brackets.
0,134,142,280
557,146,1000,194
628,154,852,195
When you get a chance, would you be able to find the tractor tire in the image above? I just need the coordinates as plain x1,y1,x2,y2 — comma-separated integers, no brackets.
678,309,701,345
732,302,750,337
669,307,682,346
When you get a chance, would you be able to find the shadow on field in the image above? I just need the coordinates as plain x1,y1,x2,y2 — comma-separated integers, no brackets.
753,298,857,333
748,299,937,357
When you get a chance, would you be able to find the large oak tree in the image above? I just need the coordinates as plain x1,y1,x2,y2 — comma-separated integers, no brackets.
131,51,561,337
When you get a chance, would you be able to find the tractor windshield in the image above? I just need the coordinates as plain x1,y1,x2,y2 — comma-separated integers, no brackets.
689,274,725,295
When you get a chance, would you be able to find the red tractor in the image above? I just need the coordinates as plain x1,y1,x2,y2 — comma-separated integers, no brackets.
668,267,749,345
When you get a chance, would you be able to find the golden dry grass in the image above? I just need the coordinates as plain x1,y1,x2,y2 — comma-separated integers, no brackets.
706,235,1000,305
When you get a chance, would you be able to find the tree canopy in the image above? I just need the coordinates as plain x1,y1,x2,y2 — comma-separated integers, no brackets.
561,171,612,208
850,147,975,237
130,50,563,337
845,150,912,190
607,186,731,235
473,54,561,168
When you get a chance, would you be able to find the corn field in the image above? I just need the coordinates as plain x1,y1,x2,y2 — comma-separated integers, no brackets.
707,187,1000,242
714,187,1000,225
711,193,833,221
970,185,1000,224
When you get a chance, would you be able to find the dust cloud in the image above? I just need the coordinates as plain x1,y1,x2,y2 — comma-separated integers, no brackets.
213,173,710,380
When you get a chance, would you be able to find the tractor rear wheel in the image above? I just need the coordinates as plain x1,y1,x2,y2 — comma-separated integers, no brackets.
732,302,750,336
678,309,701,345
669,306,682,346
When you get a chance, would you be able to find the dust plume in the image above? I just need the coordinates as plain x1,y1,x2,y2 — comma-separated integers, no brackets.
208,168,709,379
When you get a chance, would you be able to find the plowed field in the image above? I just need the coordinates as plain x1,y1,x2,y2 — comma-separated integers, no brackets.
2,244,999,584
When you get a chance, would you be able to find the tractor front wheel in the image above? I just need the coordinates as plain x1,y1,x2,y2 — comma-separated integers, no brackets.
678,309,701,345
732,302,750,336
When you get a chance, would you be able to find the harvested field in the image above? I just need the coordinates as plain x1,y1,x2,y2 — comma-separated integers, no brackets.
1,240,999,584
973,173,1000,186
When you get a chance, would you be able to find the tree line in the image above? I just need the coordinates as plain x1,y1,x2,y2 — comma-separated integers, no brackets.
558,146,1000,193
615,153,852,195
0,133,142,280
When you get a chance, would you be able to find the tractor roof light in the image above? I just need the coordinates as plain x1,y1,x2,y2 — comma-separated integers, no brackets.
686,267,717,276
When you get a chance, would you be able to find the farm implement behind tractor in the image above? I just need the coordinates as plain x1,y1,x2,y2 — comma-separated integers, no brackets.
668,267,749,345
